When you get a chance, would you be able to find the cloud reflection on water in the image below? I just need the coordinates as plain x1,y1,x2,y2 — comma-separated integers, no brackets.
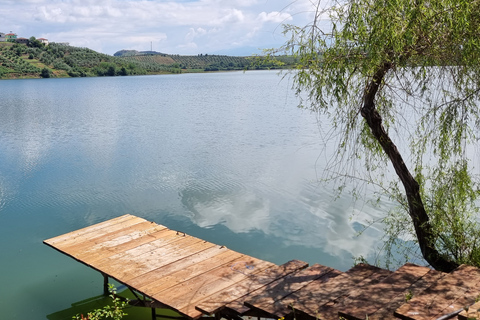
0,71,401,320
179,173,388,262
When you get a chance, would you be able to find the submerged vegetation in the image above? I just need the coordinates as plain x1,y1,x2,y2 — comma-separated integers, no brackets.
0,40,295,79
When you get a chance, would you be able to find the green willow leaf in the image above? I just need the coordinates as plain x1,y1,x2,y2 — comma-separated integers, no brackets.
273,0,480,270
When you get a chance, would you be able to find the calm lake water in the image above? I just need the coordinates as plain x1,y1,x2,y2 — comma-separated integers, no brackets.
0,71,392,319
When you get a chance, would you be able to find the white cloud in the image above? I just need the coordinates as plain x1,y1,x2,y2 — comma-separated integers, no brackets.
185,27,207,42
257,11,293,23
0,0,317,55
215,8,245,25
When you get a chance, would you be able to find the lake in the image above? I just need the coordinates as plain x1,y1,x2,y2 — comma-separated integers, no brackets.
0,70,391,319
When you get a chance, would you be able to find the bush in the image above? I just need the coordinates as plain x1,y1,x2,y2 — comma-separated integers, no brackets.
40,67,51,78
73,284,128,320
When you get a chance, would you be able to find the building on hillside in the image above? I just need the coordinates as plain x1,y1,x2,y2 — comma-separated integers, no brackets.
15,37,29,44
0,33,5,42
5,32,17,42
38,38,49,45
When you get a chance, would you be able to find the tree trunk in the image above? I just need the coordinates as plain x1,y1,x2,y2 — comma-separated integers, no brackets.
360,62,458,272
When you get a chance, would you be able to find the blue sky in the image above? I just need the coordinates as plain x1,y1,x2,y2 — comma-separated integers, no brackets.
1,0,317,56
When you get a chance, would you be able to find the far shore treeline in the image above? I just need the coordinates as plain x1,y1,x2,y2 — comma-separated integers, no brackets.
0,38,296,79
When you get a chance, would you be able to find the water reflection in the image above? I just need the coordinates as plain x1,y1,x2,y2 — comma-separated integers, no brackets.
179,174,387,261
0,72,395,319
181,183,271,233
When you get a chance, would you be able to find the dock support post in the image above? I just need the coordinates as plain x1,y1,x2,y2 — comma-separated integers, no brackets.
103,273,109,296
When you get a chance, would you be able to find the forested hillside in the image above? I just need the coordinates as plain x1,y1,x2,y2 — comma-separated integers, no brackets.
0,39,295,79
0,41,181,79
120,53,251,71
115,50,296,71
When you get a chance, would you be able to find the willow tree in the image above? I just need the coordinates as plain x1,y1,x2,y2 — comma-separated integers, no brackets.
276,0,480,272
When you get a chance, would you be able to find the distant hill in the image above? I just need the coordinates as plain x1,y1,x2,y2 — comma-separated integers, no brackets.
0,41,295,80
0,42,185,79
114,49,295,72
120,54,250,71
113,49,168,57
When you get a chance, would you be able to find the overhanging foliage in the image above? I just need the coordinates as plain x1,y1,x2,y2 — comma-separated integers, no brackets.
272,0,480,271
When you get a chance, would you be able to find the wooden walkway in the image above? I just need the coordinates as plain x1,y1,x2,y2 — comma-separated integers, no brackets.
44,214,480,320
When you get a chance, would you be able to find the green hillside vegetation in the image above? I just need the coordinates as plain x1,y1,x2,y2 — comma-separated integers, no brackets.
0,39,296,79
116,50,296,72
120,54,249,71
0,40,181,79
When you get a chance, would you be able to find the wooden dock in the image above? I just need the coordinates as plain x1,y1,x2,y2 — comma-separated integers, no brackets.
44,214,480,320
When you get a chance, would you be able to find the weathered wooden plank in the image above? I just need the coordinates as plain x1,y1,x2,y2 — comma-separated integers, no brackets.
48,215,147,249
126,245,233,289
177,261,278,318
243,264,336,316
367,269,445,320
206,260,312,318
92,229,188,269
458,301,480,320
441,293,480,320
55,217,149,250
102,237,215,282
136,249,244,295
227,263,320,318
259,269,346,319
44,214,137,246
394,264,480,320
80,227,173,264
146,257,274,319
282,264,388,320
309,267,393,320
195,260,309,317
342,263,392,277
63,221,166,259
431,277,480,320
338,264,432,320
157,257,275,314
92,233,202,277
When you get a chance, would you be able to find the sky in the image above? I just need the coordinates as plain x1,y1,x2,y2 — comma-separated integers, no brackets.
0,0,318,56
